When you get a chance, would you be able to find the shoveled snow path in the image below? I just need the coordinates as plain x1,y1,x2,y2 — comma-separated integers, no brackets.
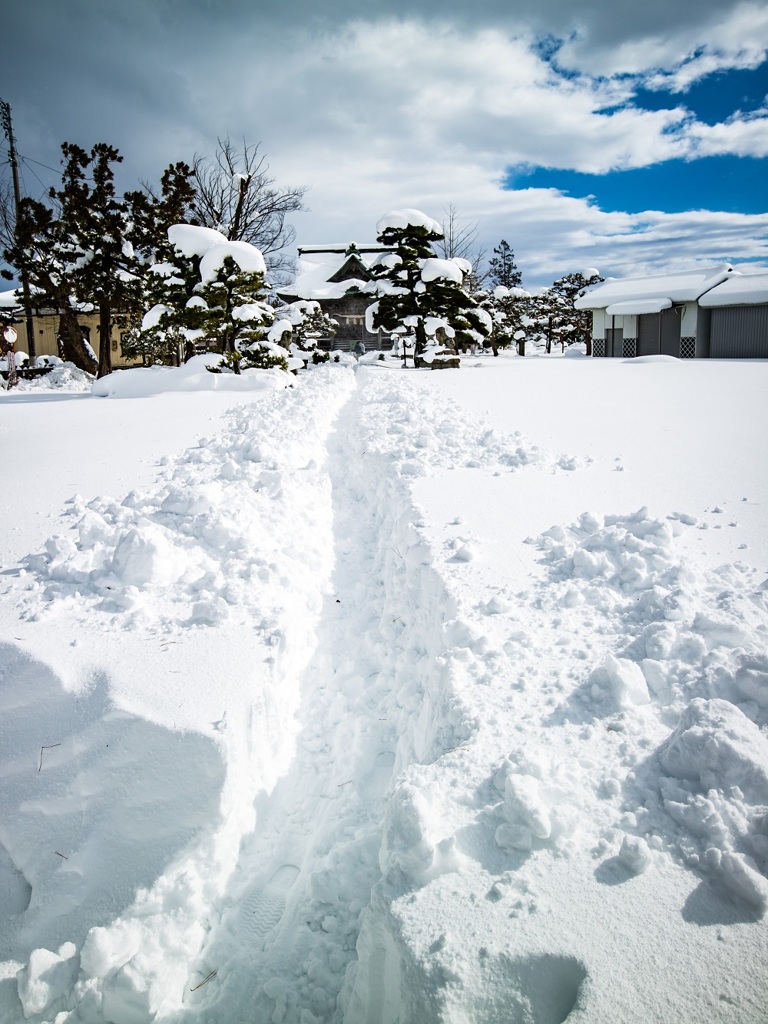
179,375,409,1021
180,364,567,1022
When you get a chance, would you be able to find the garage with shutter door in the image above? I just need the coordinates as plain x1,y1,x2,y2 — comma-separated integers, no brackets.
700,276,768,358
575,265,733,358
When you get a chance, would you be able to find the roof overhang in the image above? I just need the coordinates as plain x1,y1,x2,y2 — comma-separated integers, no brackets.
605,298,672,316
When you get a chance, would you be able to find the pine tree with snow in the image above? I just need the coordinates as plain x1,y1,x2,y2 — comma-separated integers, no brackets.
488,240,522,290
479,284,532,353
53,143,140,378
538,270,603,352
140,224,286,374
368,209,490,365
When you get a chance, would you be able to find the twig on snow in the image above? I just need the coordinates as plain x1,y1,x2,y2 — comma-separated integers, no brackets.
189,970,217,992
38,743,61,772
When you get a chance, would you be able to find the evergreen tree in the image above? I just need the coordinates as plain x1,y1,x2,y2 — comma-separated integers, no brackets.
52,142,138,378
369,209,490,364
488,240,522,289
479,284,532,353
538,270,603,352
2,151,198,376
271,300,335,362
139,224,285,374
2,195,98,373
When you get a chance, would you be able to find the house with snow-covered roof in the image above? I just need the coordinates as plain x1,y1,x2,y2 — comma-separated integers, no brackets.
277,243,392,351
574,264,736,358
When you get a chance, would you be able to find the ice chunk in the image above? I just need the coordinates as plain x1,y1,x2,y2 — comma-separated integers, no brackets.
603,653,650,708
619,835,652,874
659,698,768,799
504,774,551,840
16,943,78,1018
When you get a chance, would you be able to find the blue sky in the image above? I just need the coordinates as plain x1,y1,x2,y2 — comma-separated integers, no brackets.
509,62,768,217
510,156,767,216
2,0,767,287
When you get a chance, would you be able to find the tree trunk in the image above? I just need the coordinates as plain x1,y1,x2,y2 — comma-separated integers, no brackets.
57,304,98,375
97,300,112,378
414,320,428,358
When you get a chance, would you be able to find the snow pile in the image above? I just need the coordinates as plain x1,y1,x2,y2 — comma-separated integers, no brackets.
534,508,768,910
91,355,290,397
23,368,351,632
1,362,94,394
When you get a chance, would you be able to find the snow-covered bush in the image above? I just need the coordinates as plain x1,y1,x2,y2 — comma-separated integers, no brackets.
269,300,336,365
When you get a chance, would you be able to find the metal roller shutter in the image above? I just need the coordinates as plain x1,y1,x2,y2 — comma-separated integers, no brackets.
710,306,768,358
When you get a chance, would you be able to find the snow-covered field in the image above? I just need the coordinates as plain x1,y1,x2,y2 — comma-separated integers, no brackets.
1,350,767,1024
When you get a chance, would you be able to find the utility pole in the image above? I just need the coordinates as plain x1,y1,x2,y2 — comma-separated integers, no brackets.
0,99,36,361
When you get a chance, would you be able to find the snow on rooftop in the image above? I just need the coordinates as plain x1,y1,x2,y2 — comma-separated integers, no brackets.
297,243,386,254
699,271,768,307
376,209,443,236
574,264,733,310
280,248,378,301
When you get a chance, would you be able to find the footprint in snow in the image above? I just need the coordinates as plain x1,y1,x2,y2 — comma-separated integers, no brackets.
237,863,300,950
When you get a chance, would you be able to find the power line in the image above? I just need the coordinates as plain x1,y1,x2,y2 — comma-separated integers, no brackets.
21,154,61,176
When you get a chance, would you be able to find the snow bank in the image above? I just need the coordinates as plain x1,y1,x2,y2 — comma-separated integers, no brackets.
2,366,356,1021
0,362,94,394
91,355,290,397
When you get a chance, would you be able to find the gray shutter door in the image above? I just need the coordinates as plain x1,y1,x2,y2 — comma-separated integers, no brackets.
710,306,768,358
637,314,658,355
604,327,623,356
636,309,681,355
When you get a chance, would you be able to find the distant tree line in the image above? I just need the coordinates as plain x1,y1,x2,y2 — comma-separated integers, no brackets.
1,138,602,378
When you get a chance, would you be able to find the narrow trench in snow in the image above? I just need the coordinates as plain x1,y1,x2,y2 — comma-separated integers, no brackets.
178,375,417,1023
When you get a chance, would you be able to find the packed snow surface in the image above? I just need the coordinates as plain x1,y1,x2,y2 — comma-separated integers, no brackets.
1,352,767,1024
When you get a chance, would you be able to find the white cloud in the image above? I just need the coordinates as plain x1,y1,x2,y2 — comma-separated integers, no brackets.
560,1,768,85
2,1,766,289
689,110,768,158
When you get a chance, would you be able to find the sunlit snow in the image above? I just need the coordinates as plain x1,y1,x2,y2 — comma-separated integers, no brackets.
1,350,767,1024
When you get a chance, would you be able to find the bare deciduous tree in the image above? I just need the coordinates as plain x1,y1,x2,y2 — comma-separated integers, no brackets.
435,203,487,287
191,138,307,283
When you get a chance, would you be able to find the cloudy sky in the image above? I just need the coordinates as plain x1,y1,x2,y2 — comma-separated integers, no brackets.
3,0,767,287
